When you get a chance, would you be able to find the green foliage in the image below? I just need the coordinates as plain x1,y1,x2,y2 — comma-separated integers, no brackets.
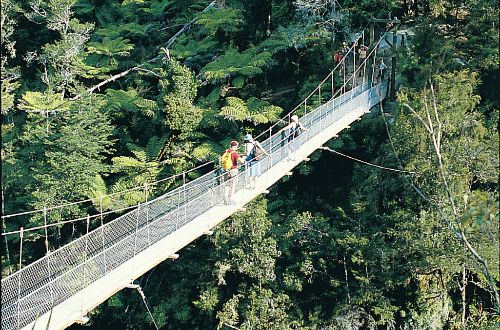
18,91,71,113
3,0,499,328
84,37,134,76
195,7,243,36
1,74,20,115
193,286,219,313
200,47,274,83
13,95,114,223
170,35,218,63
73,0,95,15
219,97,282,125
110,135,168,206
104,89,159,120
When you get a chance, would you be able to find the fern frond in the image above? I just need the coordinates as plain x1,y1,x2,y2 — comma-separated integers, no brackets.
195,8,243,35
111,156,144,173
86,37,134,57
18,91,71,113
74,0,95,15
192,142,217,162
197,87,221,109
220,97,248,121
171,35,217,61
134,98,158,117
201,48,273,84
145,135,168,160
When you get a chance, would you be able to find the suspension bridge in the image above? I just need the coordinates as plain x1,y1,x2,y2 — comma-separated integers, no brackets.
1,28,395,330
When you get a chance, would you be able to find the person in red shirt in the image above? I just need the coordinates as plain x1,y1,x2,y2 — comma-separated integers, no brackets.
224,140,245,205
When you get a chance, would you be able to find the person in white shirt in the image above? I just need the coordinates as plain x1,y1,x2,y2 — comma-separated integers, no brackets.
378,59,387,82
278,114,308,161
244,134,268,189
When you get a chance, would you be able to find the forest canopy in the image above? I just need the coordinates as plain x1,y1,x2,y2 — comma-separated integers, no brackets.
1,0,498,329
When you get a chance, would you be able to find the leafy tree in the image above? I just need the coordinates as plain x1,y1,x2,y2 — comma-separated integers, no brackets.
395,70,499,310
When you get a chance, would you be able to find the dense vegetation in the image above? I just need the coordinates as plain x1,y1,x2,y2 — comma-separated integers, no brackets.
1,0,498,328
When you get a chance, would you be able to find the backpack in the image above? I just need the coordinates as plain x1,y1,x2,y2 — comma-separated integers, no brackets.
294,126,303,138
252,142,264,161
220,150,233,170
289,125,302,140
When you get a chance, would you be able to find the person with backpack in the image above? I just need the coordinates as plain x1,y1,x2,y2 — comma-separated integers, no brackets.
378,59,387,82
220,140,245,205
278,114,308,161
244,134,268,189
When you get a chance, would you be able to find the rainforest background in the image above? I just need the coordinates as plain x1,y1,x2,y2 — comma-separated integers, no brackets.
1,0,498,328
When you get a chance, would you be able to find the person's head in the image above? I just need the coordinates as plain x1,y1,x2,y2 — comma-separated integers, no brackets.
291,114,299,123
230,140,239,150
244,134,253,143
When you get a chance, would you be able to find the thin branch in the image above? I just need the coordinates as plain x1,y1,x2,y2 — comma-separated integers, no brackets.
402,103,431,133
222,323,241,330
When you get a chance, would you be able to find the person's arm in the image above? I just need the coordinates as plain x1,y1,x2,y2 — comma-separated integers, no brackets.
256,141,269,156
299,121,309,131
277,122,292,134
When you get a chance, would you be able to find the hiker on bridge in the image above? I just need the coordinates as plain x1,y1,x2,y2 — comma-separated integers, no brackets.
244,134,268,189
278,114,308,161
220,141,245,205
378,59,387,82
357,44,368,79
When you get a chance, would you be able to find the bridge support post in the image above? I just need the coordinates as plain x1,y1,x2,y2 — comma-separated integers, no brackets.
368,22,375,83
75,316,90,325
390,25,398,101
268,127,272,169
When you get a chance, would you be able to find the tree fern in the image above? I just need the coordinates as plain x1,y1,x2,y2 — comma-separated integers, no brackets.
135,99,158,117
82,37,134,78
74,0,96,15
195,7,243,35
145,135,168,161
200,47,274,84
219,96,283,125
86,37,134,58
96,22,154,38
18,91,71,113
86,174,116,211
142,0,171,17
171,35,218,64
192,142,217,162
220,97,248,121
246,97,283,124
197,87,221,110
104,89,159,118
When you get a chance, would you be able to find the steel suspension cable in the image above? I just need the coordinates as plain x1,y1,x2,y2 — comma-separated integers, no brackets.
135,286,159,330
318,147,415,173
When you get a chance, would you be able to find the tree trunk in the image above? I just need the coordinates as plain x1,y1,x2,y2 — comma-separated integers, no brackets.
461,264,467,326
